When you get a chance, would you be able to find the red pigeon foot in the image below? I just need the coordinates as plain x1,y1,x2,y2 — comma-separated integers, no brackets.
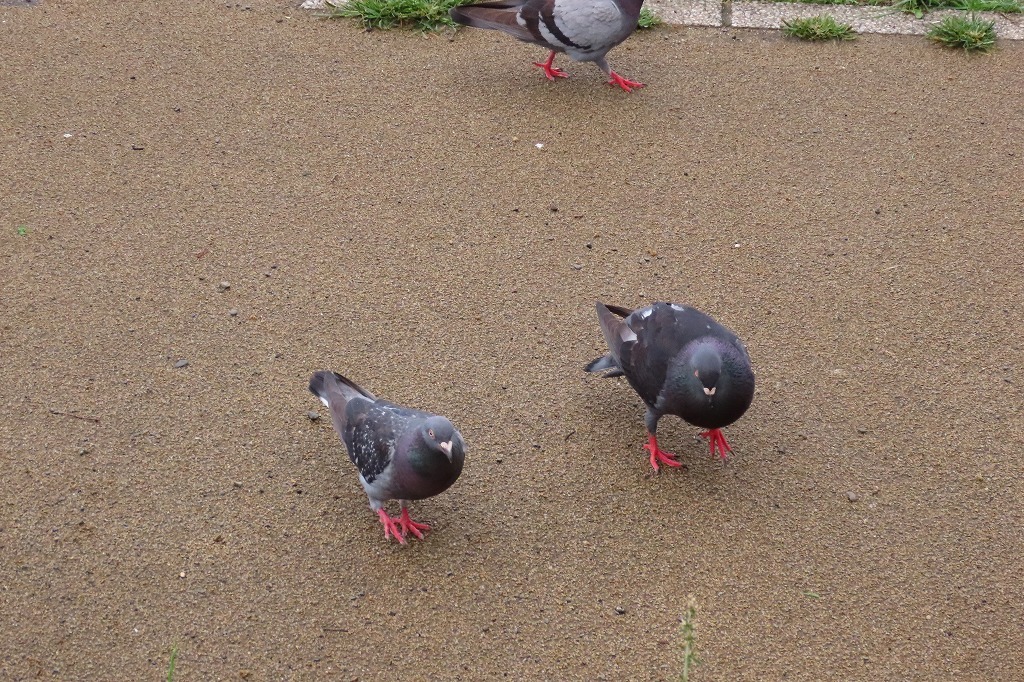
377,509,406,544
643,434,682,472
700,428,732,460
532,51,569,80
607,71,644,93
395,508,431,540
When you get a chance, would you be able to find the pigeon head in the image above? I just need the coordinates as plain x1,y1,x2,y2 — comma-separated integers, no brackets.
690,343,723,397
420,416,463,463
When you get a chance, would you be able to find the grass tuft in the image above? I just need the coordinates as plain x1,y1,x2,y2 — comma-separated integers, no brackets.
927,13,997,50
322,0,471,31
17,225,28,236
679,597,700,682
781,14,857,40
638,7,664,28
893,0,1019,17
166,645,179,682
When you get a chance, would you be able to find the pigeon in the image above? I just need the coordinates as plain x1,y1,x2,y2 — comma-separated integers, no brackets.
449,0,646,92
585,302,755,471
309,371,466,544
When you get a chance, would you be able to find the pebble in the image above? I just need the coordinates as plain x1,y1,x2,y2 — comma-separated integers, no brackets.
173,359,189,369
846,491,860,502
307,411,321,422
614,606,626,615
856,427,868,434
218,281,230,291
229,308,239,317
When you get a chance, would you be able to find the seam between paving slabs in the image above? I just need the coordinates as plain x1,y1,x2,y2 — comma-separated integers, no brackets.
301,0,1024,40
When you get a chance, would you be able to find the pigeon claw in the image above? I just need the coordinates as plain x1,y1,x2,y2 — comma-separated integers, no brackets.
377,508,407,545
607,70,644,93
700,428,733,460
644,434,682,472
532,51,569,81
395,508,431,541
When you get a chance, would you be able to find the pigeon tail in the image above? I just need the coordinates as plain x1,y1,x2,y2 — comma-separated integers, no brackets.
308,371,375,405
449,4,528,36
584,354,624,377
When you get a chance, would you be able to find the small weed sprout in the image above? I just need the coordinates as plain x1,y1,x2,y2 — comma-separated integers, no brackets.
638,7,663,28
679,597,699,682
167,645,179,682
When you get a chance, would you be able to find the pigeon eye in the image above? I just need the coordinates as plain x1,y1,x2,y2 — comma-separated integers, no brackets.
694,370,699,378
428,428,435,439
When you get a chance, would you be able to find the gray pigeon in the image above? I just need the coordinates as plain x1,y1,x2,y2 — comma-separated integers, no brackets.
309,371,466,544
450,0,646,92
585,302,755,471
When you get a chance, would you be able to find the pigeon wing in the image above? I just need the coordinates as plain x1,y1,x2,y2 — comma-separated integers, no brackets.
343,398,418,484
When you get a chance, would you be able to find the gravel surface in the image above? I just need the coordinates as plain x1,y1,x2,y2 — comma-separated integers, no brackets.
1,2,1022,680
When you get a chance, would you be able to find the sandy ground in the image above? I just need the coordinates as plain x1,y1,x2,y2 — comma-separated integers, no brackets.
2,1,1023,680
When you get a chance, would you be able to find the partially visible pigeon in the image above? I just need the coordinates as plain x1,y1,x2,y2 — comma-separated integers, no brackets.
309,371,466,544
450,0,646,92
585,302,755,471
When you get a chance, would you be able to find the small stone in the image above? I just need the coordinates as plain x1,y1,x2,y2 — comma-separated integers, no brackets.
585,242,593,249
229,308,239,317
571,264,582,271
307,411,321,422
846,491,860,502
218,281,230,291
614,606,626,615
549,203,558,212
179,571,186,579
173,359,189,369
856,427,868,434
232,481,243,489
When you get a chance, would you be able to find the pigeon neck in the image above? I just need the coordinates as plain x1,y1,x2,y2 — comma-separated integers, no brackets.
618,0,646,17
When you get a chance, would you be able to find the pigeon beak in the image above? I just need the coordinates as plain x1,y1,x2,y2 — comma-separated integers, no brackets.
703,386,716,396
439,441,453,460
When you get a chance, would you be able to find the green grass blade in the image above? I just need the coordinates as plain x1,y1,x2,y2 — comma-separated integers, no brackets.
167,645,179,682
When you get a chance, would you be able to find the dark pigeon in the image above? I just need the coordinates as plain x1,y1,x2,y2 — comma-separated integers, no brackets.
450,0,646,92
309,371,466,543
585,302,755,471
